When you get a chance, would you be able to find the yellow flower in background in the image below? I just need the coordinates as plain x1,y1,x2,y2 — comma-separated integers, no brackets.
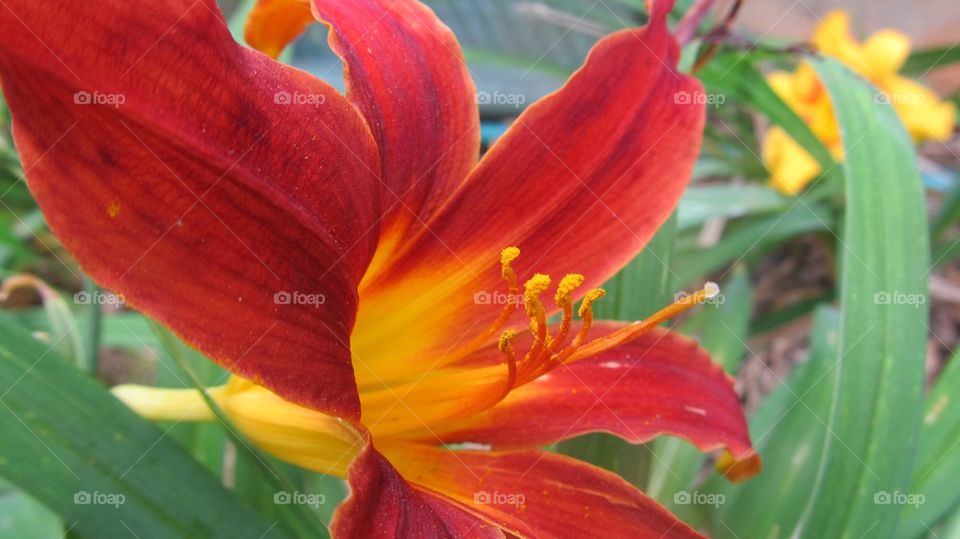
764,10,957,194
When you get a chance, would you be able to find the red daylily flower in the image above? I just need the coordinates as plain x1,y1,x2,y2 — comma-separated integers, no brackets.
0,0,760,536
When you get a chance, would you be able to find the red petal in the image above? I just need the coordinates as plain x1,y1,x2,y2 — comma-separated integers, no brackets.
430,325,758,468
354,0,703,371
0,0,383,418
247,0,480,257
332,441,504,539
382,442,704,539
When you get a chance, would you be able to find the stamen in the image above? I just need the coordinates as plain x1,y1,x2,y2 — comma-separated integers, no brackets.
500,247,521,282
497,329,519,392
477,247,720,399
464,247,524,351
520,274,552,377
549,274,584,354
545,288,606,371
494,246,522,327
566,282,720,363
523,273,552,322
576,288,607,339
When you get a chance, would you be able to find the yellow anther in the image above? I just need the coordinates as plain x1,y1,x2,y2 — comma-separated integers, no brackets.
465,248,524,354
478,250,724,396
500,246,521,267
517,273,553,380
543,287,607,370
548,274,585,355
577,288,606,319
523,273,552,319
498,329,519,355
554,274,584,306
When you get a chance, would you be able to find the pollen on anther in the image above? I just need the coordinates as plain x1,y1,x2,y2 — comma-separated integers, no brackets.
578,288,606,318
500,246,521,266
555,274,585,305
500,247,522,284
498,329,519,354
523,274,552,316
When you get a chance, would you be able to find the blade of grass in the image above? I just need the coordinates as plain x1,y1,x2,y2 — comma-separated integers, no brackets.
0,475,62,538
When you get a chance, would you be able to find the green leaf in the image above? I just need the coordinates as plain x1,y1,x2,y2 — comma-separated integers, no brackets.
594,211,678,320
795,56,929,539
0,476,62,539
677,185,789,231
147,321,227,476
943,510,960,539
901,45,960,75
79,277,102,373
748,289,836,336
708,307,841,537
930,180,960,240
1,277,84,369
675,202,833,286
0,315,289,539
898,349,960,538
98,312,161,349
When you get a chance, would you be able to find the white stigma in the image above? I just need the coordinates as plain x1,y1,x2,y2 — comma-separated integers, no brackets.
704,281,720,299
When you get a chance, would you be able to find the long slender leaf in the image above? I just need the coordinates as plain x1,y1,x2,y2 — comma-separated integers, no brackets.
944,511,960,539
593,211,678,321
795,56,929,539
677,185,789,231
677,267,754,373
79,277,101,374
930,181,960,240
0,316,288,539
675,202,833,286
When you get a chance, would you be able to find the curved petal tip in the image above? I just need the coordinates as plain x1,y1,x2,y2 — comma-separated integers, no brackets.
716,450,763,482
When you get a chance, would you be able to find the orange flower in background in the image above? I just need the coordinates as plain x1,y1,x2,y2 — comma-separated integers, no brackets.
0,0,758,536
764,10,956,194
